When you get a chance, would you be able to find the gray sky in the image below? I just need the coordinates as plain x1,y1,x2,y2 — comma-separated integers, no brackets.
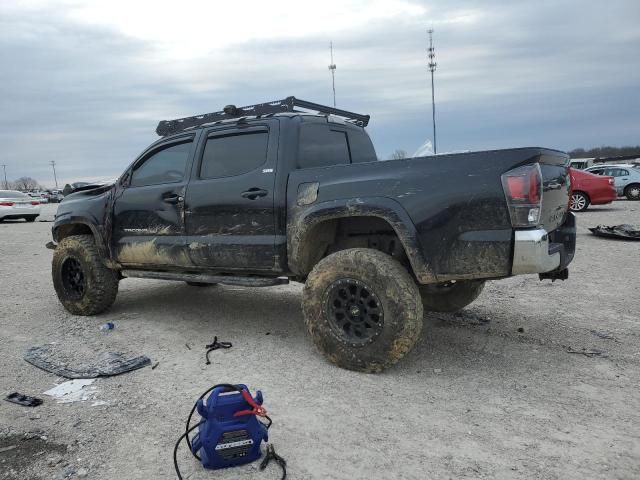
1,0,638,187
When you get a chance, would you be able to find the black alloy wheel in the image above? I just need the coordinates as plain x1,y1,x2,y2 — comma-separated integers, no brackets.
323,278,384,346
61,257,86,299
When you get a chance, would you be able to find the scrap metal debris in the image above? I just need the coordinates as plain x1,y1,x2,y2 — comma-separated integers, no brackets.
566,347,608,358
4,392,43,407
25,344,151,379
589,224,640,241
43,379,97,403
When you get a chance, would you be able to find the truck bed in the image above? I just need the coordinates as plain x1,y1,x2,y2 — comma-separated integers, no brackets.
287,147,570,282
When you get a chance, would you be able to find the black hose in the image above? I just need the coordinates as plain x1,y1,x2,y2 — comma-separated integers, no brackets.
174,421,204,480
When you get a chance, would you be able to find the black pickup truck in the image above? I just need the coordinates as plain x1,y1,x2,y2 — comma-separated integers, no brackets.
50,97,575,372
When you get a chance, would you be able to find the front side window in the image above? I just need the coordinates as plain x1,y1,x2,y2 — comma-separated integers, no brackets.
200,131,269,179
298,124,351,169
130,141,192,187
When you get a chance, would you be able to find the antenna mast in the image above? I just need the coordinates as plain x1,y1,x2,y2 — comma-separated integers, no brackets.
427,29,437,154
328,41,337,107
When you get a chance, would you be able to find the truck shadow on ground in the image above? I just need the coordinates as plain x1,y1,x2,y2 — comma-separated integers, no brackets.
107,281,580,375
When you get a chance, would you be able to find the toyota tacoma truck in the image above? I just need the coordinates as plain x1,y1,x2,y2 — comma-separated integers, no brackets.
49,97,576,372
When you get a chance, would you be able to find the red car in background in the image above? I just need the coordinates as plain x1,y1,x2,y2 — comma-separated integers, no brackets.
569,168,616,212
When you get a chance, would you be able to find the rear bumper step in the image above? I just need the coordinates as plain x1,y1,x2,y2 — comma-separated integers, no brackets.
121,269,289,287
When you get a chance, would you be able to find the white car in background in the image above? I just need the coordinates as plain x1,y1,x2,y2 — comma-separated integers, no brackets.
0,190,41,222
585,164,640,200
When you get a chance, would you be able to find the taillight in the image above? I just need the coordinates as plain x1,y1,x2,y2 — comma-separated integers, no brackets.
501,164,543,227
0,201,15,206
31,201,40,205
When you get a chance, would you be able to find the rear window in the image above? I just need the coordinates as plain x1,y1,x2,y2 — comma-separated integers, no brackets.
348,130,377,163
0,190,27,198
298,124,350,169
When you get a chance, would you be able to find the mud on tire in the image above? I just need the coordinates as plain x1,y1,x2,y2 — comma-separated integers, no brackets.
418,280,485,313
52,234,119,315
303,248,423,373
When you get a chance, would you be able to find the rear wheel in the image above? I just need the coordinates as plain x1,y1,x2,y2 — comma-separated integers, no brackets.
52,235,119,315
303,248,423,373
624,184,640,201
25,216,38,222
569,191,590,212
418,280,485,312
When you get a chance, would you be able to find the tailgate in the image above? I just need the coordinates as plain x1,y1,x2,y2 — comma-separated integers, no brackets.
537,151,570,233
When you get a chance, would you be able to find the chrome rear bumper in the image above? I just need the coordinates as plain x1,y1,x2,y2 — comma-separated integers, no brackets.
511,213,576,275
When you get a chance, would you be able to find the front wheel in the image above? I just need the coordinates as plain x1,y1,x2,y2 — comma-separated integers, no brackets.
624,184,640,201
569,192,590,212
418,280,485,312
52,235,119,315
303,248,423,373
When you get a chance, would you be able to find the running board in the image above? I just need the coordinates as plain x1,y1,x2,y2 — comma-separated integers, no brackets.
121,269,289,287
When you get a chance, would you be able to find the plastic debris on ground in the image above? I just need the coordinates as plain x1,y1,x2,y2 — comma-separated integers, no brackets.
24,344,151,379
43,379,97,403
4,392,43,407
589,224,640,241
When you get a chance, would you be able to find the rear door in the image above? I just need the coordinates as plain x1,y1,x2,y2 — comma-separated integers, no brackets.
184,123,278,271
112,134,196,267
605,167,630,195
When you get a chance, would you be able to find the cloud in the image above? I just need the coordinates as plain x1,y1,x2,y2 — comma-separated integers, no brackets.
0,0,638,186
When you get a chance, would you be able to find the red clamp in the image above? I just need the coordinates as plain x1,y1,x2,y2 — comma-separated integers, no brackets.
233,389,267,417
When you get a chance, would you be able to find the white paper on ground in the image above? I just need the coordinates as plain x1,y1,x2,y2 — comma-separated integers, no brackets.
43,379,97,403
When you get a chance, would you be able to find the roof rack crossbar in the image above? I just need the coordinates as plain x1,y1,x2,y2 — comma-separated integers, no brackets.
156,96,369,136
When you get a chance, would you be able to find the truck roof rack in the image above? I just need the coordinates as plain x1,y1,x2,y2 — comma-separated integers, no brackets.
156,96,370,136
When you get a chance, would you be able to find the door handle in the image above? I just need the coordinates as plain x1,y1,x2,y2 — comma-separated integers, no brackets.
241,188,268,200
162,194,184,204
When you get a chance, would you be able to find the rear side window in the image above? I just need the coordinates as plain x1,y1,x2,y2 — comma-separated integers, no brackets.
200,131,268,179
298,124,350,169
131,141,192,187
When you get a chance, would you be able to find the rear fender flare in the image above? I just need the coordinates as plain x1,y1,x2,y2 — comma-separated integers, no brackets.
288,196,436,282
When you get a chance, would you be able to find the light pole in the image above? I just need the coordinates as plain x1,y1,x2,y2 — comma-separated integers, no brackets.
50,160,58,189
1,164,7,189
427,29,437,154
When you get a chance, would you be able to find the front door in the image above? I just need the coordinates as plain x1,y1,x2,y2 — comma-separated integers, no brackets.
112,135,196,267
184,124,278,271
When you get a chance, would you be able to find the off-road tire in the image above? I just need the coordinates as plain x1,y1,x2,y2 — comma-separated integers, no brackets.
624,184,640,201
569,191,590,212
418,280,485,312
52,234,119,315
185,281,217,287
25,216,38,222
303,248,423,373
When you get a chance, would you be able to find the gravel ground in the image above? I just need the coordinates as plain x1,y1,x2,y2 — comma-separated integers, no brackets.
1,202,639,480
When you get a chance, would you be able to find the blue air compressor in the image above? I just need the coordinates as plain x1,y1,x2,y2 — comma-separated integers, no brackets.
173,383,286,479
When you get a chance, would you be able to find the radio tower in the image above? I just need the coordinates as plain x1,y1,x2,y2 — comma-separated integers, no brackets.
427,29,437,154
328,41,337,107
